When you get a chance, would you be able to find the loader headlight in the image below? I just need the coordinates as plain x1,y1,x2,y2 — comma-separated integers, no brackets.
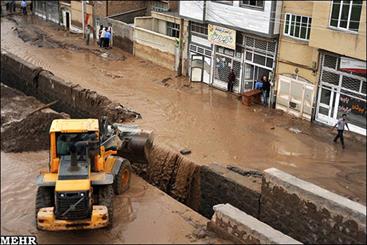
81,193,84,197
60,193,65,197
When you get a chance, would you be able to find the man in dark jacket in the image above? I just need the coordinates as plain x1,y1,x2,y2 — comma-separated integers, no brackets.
261,75,270,106
227,69,235,93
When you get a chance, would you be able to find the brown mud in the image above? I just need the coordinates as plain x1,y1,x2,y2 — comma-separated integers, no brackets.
1,151,229,244
1,84,69,152
1,15,366,205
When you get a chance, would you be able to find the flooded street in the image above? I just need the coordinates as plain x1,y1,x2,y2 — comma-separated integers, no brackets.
1,151,226,244
1,13,366,208
1,15,366,205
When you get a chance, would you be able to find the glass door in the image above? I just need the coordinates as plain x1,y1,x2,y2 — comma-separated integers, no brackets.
316,85,338,125
242,63,254,92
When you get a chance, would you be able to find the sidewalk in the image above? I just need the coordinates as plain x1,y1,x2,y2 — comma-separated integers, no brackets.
1,15,366,204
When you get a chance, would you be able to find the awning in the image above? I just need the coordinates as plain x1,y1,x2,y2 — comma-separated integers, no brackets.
339,57,366,74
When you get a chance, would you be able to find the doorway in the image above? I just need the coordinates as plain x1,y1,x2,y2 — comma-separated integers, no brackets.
63,10,70,30
316,85,339,125
241,64,270,93
190,55,203,82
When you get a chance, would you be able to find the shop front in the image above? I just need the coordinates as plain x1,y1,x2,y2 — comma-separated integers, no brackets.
187,22,277,96
316,53,366,135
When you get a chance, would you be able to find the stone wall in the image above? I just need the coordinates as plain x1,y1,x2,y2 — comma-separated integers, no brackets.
198,164,262,219
260,168,367,244
208,203,302,244
0,51,140,123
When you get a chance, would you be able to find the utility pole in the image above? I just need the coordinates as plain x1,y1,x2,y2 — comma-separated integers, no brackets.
82,0,86,37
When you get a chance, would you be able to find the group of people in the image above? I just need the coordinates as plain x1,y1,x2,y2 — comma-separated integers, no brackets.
255,75,271,106
98,25,112,49
4,0,32,15
227,70,271,106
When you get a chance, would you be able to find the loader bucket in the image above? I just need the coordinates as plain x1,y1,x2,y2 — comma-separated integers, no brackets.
114,124,154,164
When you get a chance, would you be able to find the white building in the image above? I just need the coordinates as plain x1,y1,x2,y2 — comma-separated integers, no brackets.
179,0,282,98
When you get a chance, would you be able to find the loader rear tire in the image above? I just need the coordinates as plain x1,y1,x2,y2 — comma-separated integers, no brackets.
35,186,54,230
113,159,132,195
98,184,114,228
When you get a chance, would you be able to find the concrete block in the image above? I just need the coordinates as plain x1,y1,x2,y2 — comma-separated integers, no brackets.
260,168,366,244
208,203,302,244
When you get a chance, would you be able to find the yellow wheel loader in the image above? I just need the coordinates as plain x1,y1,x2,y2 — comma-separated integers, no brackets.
35,117,152,231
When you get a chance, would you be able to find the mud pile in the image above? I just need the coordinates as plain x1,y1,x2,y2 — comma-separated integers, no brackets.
1,110,69,152
133,144,199,205
1,84,69,152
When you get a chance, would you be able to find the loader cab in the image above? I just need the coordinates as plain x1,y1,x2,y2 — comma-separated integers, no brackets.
48,119,100,174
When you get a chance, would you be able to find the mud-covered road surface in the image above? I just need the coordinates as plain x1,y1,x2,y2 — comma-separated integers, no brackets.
1,14,366,206
1,151,228,244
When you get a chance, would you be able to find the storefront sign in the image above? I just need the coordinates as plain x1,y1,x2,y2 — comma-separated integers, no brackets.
208,24,236,50
340,57,366,74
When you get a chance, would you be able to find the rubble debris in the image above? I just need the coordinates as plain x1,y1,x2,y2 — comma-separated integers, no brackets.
289,127,302,134
180,148,192,155
226,165,263,178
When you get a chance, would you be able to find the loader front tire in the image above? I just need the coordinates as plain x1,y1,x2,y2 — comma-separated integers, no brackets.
113,159,132,195
35,186,54,230
98,184,114,228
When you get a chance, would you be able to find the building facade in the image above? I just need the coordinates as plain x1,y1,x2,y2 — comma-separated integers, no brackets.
179,0,283,100
33,0,60,24
275,0,366,135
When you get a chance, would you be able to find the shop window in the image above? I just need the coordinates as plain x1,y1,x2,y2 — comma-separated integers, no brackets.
337,93,366,129
342,76,362,92
323,54,338,69
191,22,208,37
362,82,366,94
321,70,340,86
240,0,264,9
330,0,362,32
284,13,312,41
167,22,180,38
211,0,233,5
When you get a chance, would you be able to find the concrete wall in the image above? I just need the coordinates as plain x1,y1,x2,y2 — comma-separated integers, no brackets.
134,27,177,71
260,168,366,244
70,1,93,31
309,1,366,61
0,51,140,123
98,17,134,53
208,203,301,244
109,8,147,24
275,1,319,87
135,17,154,31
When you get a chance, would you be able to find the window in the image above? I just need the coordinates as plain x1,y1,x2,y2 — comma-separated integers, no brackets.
240,0,264,9
330,0,362,32
284,13,312,41
211,0,233,5
167,22,180,38
191,22,208,37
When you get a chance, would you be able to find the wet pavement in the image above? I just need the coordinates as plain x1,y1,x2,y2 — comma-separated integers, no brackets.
1,151,227,244
1,14,366,207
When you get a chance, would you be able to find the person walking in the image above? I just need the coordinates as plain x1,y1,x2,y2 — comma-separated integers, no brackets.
21,0,27,15
85,25,91,45
227,69,235,93
261,75,270,106
332,114,350,149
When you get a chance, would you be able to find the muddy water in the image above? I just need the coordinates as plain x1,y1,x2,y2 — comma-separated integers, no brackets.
1,16,366,204
1,151,227,244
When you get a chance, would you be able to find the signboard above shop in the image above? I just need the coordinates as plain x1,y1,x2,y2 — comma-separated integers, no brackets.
208,24,236,50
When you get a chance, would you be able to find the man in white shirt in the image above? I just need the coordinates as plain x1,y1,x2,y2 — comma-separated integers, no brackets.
332,113,350,149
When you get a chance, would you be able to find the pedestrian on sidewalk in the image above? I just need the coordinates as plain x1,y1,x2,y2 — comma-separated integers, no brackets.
21,0,27,15
104,27,111,49
261,75,270,106
227,68,235,93
85,25,91,45
332,114,350,149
